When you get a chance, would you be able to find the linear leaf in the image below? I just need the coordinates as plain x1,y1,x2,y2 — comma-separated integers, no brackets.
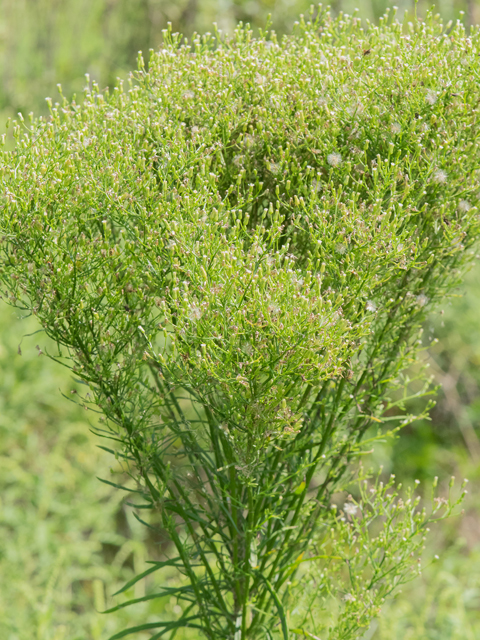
113,557,183,596
260,575,289,640
107,616,202,640
103,585,195,613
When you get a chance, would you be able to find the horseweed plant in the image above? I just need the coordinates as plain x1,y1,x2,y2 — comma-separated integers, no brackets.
1,7,479,639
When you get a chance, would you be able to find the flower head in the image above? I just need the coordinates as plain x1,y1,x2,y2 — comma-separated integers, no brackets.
366,300,377,313
327,152,342,168
426,90,438,105
268,303,281,316
244,134,255,149
458,199,471,213
416,294,429,307
268,161,281,175
188,304,202,320
432,169,447,184
344,502,358,517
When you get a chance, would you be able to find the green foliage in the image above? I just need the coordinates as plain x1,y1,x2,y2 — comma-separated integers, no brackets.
0,301,154,640
2,301,479,640
1,8,480,640
289,473,467,638
373,542,480,640
1,0,479,128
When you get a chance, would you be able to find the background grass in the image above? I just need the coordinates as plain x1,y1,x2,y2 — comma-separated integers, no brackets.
1,0,480,637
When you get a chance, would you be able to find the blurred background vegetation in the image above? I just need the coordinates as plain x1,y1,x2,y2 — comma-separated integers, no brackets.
1,0,480,638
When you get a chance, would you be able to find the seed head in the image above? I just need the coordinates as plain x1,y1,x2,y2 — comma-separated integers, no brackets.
416,294,429,307
432,169,447,184
344,502,358,517
188,304,202,320
327,152,342,168
269,161,281,175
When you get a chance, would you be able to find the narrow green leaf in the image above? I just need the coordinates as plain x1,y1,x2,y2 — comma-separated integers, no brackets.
108,622,168,640
107,616,204,640
259,575,289,640
103,585,195,613
113,557,183,596
97,476,141,493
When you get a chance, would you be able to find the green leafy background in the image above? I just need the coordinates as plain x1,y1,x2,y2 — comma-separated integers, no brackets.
1,0,480,637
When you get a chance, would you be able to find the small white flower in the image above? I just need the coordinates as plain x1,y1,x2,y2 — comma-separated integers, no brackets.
293,276,304,289
327,152,342,167
236,374,249,388
268,303,281,316
268,161,281,175
243,342,253,356
344,592,356,602
458,199,471,212
183,90,194,100
344,502,358,517
432,169,447,184
416,294,429,307
244,134,255,148
366,300,377,313
347,103,363,117
188,305,202,320
426,90,438,105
